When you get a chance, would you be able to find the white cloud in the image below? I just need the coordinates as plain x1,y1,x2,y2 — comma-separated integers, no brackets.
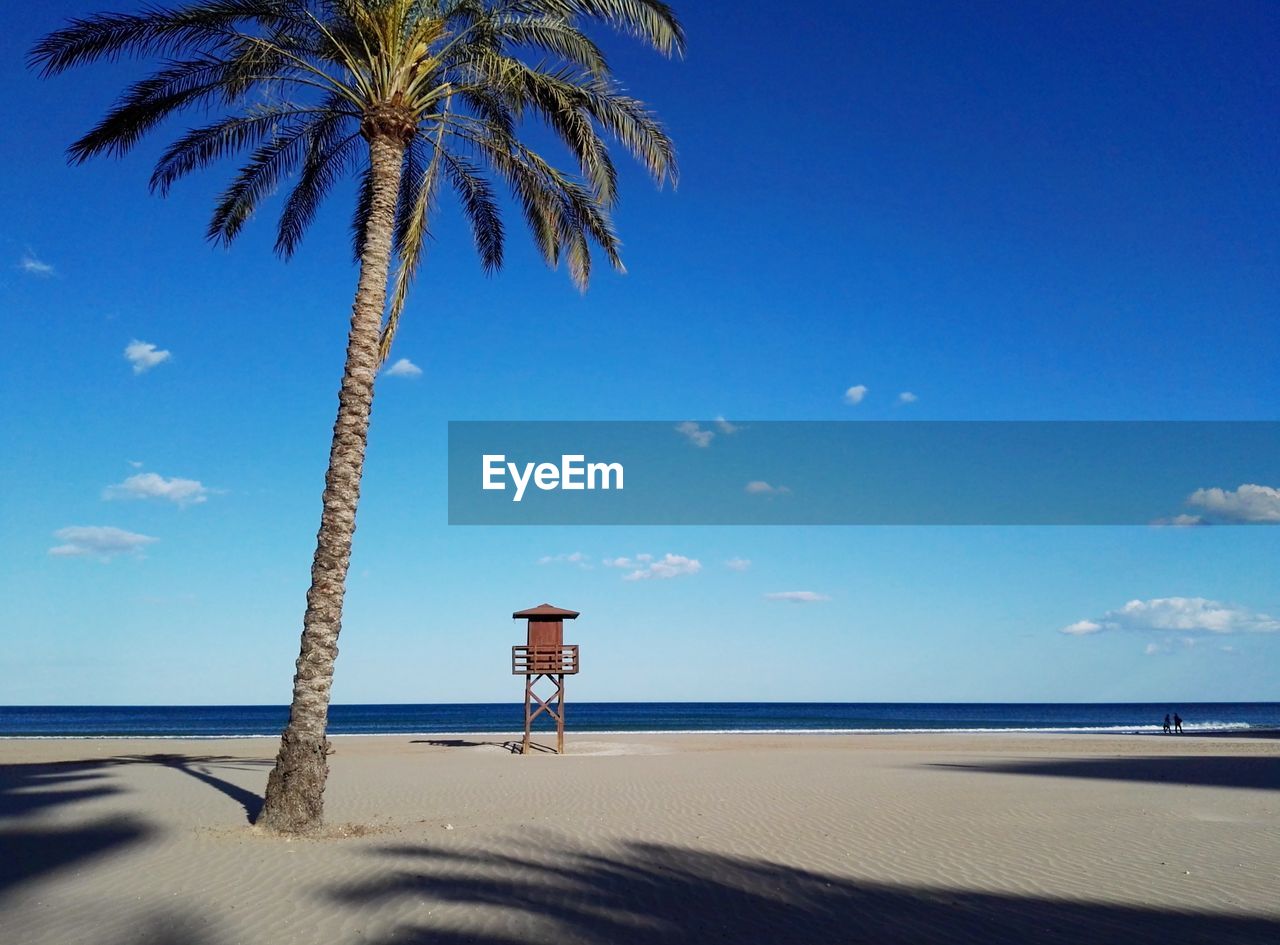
765,591,830,603
714,416,740,435
628,554,701,581
745,480,791,496
1150,514,1205,528
124,340,171,374
19,253,55,277
384,358,423,378
127,460,144,469
1061,597,1280,637
49,525,157,559
1186,484,1280,524
843,385,868,405
103,472,211,506
675,421,714,447
725,557,752,572
1145,637,1201,656
897,391,918,405
538,552,591,569
603,554,650,569
606,553,701,581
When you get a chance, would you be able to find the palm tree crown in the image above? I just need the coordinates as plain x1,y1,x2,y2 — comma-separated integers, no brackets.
31,0,682,359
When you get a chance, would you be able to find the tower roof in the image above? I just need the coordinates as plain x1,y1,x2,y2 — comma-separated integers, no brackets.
512,603,580,619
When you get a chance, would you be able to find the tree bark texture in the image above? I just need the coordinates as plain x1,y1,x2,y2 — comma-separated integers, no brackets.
260,132,406,834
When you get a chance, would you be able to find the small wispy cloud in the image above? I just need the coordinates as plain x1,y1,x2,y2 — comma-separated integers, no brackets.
843,385,868,406
384,357,423,378
1061,597,1280,639
19,252,55,277
897,391,918,405
725,557,752,572
765,591,830,603
1150,514,1206,528
1144,637,1200,657
49,525,157,559
675,421,715,447
745,480,791,496
124,340,171,374
714,416,740,435
103,472,211,506
605,553,701,581
538,551,591,569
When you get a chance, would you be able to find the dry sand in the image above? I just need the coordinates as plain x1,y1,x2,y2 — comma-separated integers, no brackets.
2,732,1277,944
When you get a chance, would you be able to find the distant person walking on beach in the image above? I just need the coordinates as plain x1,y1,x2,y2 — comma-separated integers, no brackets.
1163,713,1172,734
1174,712,1183,734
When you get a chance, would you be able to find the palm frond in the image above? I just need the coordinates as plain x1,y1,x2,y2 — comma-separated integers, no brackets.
276,107,362,256
150,104,322,194
69,51,295,163
393,135,431,257
576,80,676,186
490,59,619,203
208,117,317,245
499,0,684,56
380,114,449,362
467,129,563,267
443,153,504,272
489,15,608,74
28,1,303,76
349,160,376,262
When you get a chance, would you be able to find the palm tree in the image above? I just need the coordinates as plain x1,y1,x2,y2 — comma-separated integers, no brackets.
31,0,681,834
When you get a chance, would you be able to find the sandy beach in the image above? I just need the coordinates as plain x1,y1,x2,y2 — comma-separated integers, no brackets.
2,732,1277,945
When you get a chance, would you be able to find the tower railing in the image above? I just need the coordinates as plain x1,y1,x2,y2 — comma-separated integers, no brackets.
511,644,579,675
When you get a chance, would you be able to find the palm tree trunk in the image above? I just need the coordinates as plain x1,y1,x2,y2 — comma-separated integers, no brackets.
260,132,406,835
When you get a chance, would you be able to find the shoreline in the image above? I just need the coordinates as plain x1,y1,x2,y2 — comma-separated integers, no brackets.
2,725,1277,740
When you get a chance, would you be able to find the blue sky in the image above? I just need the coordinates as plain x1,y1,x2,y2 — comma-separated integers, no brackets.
1,1,1277,704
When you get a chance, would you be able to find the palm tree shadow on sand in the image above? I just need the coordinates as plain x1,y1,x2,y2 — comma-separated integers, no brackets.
928,755,1280,791
109,754,270,821
0,753,270,895
0,758,152,895
326,839,1280,945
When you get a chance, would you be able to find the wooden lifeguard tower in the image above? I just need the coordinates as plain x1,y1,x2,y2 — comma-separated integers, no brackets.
511,603,580,754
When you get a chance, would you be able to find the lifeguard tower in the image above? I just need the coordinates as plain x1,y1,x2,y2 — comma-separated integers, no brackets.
511,603,580,754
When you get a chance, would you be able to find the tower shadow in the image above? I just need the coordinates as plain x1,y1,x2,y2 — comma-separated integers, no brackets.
410,740,524,754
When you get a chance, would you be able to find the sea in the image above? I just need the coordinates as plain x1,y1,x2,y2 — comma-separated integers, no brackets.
0,702,1277,738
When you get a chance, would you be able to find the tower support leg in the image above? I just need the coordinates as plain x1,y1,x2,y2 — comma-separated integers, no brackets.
521,673,567,755
556,674,565,754
522,673,536,755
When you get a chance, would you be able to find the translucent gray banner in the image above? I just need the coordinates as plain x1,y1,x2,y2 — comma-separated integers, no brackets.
447,421,1280,525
